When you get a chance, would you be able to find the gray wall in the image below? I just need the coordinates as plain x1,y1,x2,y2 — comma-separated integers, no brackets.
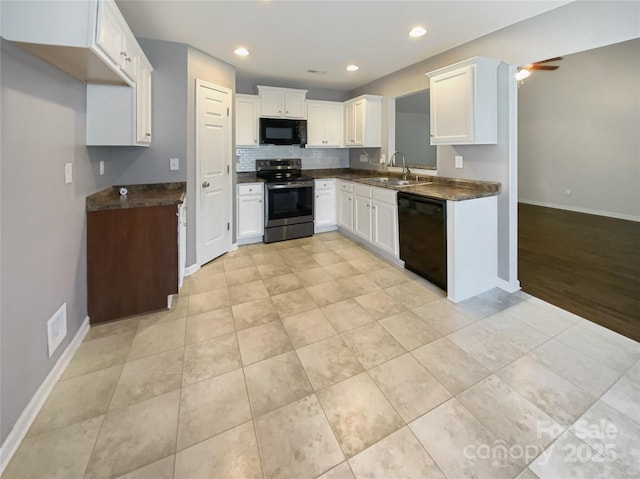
0,39,112,443
349,0,640,284
109,39,188,186
186,45,236,265
518,38,640,219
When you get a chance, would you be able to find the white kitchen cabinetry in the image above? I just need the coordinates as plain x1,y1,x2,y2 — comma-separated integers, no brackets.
2,0,154,146
314,180,337,233
307,101,344,147
236,94,260,148
353,183,373,242
1,0,143,86
86,54,153,146
258,86,307,119
337,181,354,231
337,180,399,258
135,60,153,145
344,95,382,147
426,57,500,145
371,187,399,257
237,183,264,245
447,196,498,301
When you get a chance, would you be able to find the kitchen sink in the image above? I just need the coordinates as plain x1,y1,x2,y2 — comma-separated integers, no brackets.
359,177,432,187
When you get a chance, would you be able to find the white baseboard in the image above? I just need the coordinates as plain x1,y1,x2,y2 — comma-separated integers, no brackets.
519,199,640,222
0,316,90,474
237,236,263,245
314,224,338,234
497,277,521,293
184,263,200,276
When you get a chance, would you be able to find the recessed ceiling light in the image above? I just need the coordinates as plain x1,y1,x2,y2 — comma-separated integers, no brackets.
346,64,359,72
234,47,249,57
409,26,427,38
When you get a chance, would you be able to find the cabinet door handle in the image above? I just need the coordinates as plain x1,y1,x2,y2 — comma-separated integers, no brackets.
202,181,210,188
145,133,151,137
125,57,132,63
316,195,319,198
259,200,262,203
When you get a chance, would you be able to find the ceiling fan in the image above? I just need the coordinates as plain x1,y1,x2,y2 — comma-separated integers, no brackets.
516,57,562,81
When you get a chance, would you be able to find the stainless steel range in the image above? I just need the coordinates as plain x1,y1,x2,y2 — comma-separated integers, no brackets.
256,159,315,243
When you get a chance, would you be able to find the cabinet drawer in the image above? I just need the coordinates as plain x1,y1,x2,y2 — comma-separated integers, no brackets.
372,186,397,204
339,181,354,193
354,183,372,198
315,179,335,191
238,183,263,196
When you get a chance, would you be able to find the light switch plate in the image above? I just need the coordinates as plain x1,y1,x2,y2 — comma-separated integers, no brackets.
64,162,73,184
99,161,104,175
170,158,180,171
454,155,463,169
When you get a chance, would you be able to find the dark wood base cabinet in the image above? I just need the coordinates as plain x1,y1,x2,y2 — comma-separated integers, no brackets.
87,205,178,324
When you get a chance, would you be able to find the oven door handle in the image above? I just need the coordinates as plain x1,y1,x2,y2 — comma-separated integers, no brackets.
266,182,314,190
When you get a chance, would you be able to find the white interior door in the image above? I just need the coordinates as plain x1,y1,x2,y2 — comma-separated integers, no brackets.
196,80,232,265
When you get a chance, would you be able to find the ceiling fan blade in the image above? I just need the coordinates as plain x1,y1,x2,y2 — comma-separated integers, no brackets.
529,65,559,71
534,57,563,64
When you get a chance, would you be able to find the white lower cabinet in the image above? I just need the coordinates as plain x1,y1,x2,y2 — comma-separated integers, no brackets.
314,180,337,232
353,184,372,242
236,183,264,244
371,188,399,257
337,181,354,231
337,180,398,258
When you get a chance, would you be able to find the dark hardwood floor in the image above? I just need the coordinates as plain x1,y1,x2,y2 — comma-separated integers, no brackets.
518,203,640,342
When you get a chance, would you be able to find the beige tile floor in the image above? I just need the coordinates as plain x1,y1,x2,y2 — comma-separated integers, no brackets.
5,231,640,479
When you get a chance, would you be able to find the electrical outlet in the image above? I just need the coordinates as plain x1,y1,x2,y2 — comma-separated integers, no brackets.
47,303,67,358
99,161,105,176
64,162,73,184
454,155,463,169
170,158,180,171
380,154,386,164
359,154,368,163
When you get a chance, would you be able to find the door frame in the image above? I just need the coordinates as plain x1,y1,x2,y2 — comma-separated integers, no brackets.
195,79,233,266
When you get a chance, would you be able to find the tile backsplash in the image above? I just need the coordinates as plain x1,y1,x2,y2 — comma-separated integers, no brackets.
236,145,349,172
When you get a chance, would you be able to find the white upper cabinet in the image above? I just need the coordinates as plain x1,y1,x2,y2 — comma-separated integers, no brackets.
426,57,500,145
307,100,344,147
236,94,260,148
135,60,153,145
258,86,307,119
344,95,382,147
1,0,148,86
2,0,154,146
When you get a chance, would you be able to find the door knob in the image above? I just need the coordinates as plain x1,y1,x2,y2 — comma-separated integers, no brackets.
202,181,210,188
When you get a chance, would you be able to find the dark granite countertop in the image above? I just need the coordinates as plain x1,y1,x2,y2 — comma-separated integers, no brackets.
237,172,264,184
86,182,186,211
236,168,499,201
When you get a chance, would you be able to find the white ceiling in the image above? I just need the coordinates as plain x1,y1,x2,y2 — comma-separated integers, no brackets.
117,0,571,91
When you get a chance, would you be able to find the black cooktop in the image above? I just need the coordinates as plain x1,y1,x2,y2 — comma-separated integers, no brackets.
256,159,313,183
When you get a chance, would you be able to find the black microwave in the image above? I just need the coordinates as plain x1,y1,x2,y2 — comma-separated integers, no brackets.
260,118,307,147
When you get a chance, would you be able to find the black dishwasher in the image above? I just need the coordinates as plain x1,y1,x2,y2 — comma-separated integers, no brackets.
397,192,447,290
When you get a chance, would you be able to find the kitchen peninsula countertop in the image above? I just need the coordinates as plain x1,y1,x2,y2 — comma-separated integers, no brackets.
86,182,186,211
237,168,499,201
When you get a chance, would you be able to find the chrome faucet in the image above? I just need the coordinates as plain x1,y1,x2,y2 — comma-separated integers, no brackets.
390,151,410,180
